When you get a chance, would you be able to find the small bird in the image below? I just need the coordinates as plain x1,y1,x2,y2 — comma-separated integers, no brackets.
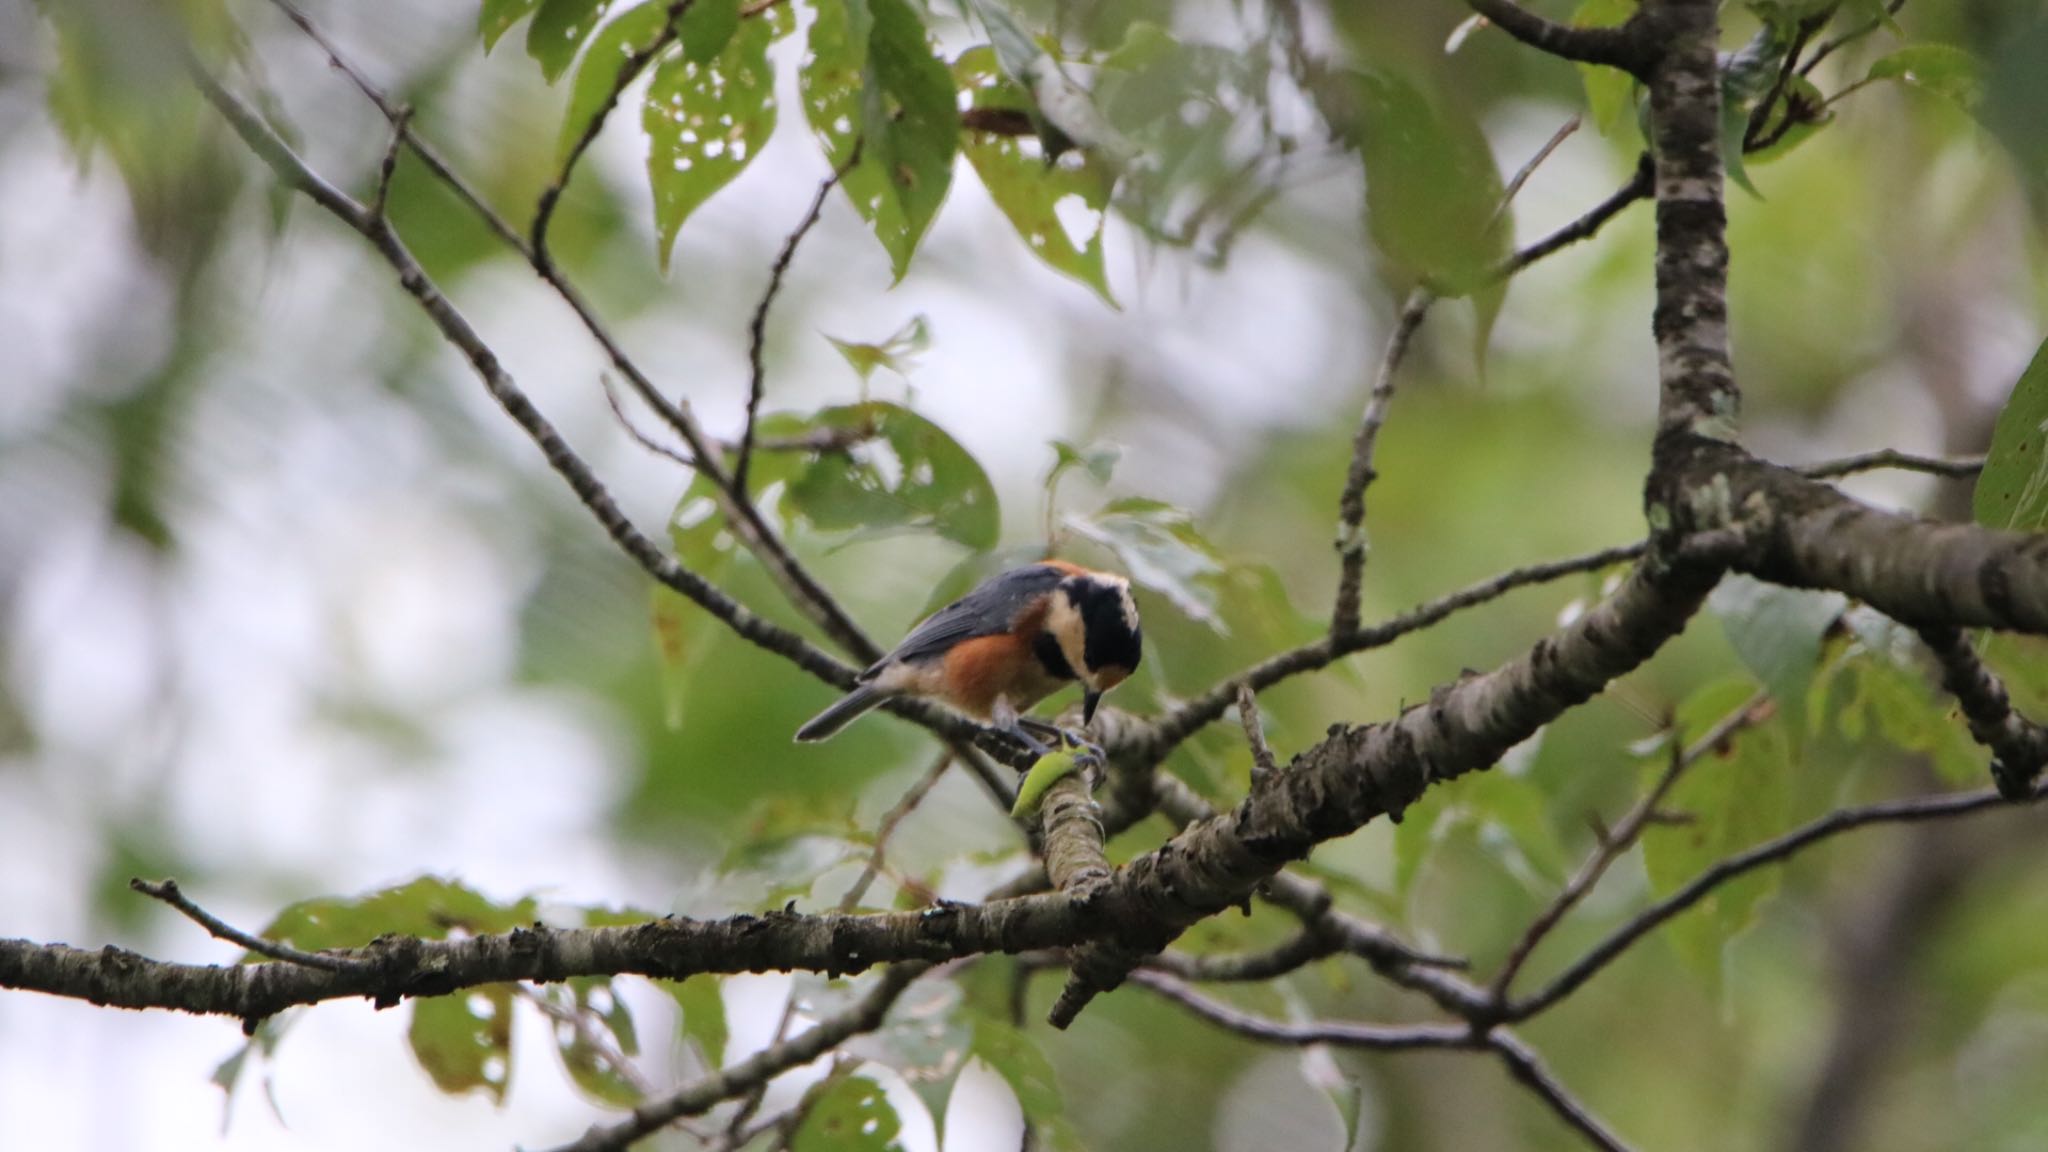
795,560,1142,755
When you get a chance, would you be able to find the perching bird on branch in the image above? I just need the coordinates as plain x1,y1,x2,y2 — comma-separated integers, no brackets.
795,560,1143,756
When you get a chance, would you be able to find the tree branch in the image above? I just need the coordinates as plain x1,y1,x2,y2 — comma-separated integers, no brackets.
1332,289,1431,637
1489,1031,1637,1152
1130,970,1472,1050
1466,0,1655,74
1920,626,2048,799
131,878,370,975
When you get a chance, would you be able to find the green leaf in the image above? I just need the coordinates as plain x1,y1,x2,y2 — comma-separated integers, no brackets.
827,314,932,383
791,1074,907,1152
1573,0,1639,138
1974,337,2048,531
1817,613,1985,785
678,0,742,63
1868,43,1984,110
645,4,786,270
549,977,643,1106
1746,75,1832,165
1708,574,1845,734
955,47,1117,303
409,984,515,1102
785,402,1000,550
1065,497,1226,629
557,3,671,165
1346,68,1509,300
528,0,616,83
856,979,971,1141
662,973,728,1068
481,0,542,52
1049,440,1120,489
1641,678,1794,996
800,0,960,280
969,1019,1085,1151
257,876,537,954
650,471,740,727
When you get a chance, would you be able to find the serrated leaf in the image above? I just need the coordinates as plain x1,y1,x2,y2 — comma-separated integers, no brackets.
662,973,728,1068
409,984,515,1102
1869,43,1984,110
791,1074,907,1151
955,47,1116,303
257,876,538,955
1974,337,2048,531
970,1019,1084,1151
1708,574,1845,735
1065,498,1225,629
557,3,671,164
481,0,542,52
1347,68,1509,301
801,0,960,280
646,7,782,270
785,401,1000,550
1641,678,1794,996
1573,0,1639,138
528,0,615,83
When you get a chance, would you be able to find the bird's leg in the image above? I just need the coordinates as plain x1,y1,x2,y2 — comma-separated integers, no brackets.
991,698,1053,760
1018,717,1104,765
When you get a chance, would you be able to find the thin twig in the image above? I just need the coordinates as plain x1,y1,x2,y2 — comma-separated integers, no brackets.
1331,288,1430,637
1236,682,1279,787
1147,930,1334,983
1488,691,1771,1001
1743,8,1831,152
738,146,861,493
1493,115,1581,228
1489,1031,1637,1152
130,878,370,974
1131,970,1473,1049
549,964,928,1152
1511,778,2048,1020
1800,0,1909,76
601,373,698,470
367,105,411,221
1496,156,1653,279
1798,449,1984,480
513,984,662,1101
840,753,953,912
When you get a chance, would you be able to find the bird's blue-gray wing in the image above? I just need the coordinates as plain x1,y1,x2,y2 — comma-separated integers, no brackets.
860,563,1067,678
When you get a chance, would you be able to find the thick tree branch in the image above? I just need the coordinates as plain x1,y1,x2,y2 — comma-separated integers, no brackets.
1466,0,1654,74
1920,626,2048,798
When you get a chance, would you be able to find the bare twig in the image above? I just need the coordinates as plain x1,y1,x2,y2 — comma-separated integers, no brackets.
1800,0,1909,76
1488,691,1770,1001
367,104,411,221
1465,0,1653,74
1798,449,1984,480
1132,970,1472,1049
1489,1031,1637,1152
1235,682,1279,786
601,373,698,470
130,878,370,974
1497,156,1653,279
1147,930,1333,983
1331,288,1430,637
549,964,928,1152
738,147,861,493
839,753,953,912
1511,779,2048,1020
514,984,662,1102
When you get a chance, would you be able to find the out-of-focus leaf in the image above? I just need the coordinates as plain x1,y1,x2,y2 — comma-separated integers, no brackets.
1573,0,1639,138
1345,68,1508,300
409,984,515,1102
1868,43,1984,110
1065,497,1226,629
1974,337,2048,531
1813,613,1984,785
678,0,742,63
827,315,931,383
557,3,670,164
1708,574,1845,735
791,1074,907,1151
1642,678,1794,996
800,0,959,280
970,1019,1085,1151
645,2,788,270
547,977,642,1106
1747,75,1832,165
257,876,538,953
1049,440,1121,489
661,973,728,1068
651,471,742,728
528,0,616,83
481,0,542,51
1389,744,1563,903
955,47,1117,303
786,401,1000,550
211,1014,292,1126
850,979,969,1140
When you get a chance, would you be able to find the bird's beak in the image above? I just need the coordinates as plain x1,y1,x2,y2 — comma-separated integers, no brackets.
1083,689,1103,728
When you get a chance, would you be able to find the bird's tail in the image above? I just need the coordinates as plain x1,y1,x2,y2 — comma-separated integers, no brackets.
794,685,887,742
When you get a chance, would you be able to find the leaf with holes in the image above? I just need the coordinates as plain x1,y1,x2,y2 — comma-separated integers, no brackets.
954,47,1116,303
409,985,516,1102
1065,498,1226,629
527,0,615,83
970,1019,1085,1151
786,402,1000,550
557,3,670,164
257,876,537,955
1641,678,1794,996
645,3,790,270
801,0,959,280
791,1074,907,1151
1869,43,1984,110
545,977,643,1106
848,978,970,1141
1975,337,2048,531
481,0,542,52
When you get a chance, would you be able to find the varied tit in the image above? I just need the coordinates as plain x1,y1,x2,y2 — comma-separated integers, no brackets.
794,560,1142,755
